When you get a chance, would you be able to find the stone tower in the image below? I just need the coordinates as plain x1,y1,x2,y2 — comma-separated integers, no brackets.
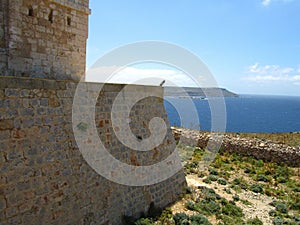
0,0,90,80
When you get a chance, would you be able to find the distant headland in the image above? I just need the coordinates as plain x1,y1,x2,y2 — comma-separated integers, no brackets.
164,86,239,98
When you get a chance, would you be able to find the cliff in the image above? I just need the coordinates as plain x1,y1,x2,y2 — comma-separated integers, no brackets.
164,87,238,98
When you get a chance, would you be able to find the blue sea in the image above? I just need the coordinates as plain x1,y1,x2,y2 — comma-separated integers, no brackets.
164,95,300,133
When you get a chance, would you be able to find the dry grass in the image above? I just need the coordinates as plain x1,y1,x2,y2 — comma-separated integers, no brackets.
228,132,300,147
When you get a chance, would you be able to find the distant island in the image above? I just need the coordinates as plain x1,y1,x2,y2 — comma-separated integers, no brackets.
164,87,239,98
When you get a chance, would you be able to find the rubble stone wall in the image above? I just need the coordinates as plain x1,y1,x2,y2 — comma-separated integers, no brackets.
173,128,300,167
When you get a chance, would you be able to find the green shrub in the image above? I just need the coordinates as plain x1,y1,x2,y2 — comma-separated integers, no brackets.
272,216,286,225
158,208,173,222
240,183,248,190
184,161,199,174
190,214,212,225
204,192,218,201
208,175,218,181
221,201,244,217
246,217,263,225
292,187,300,192
200,186,216,194
264,170,272,175
217,214,244,225
270,201,288,214
173,213,189,225
244,167,254,174
198,171,206,178
185,201,195,211
203,178,212,184
249,184,264,194
217,178,227,185
220,198,229,206
233,194,240,202
275,165,290,178
197,200,221,215
240,199,252,206
275,176,287,183
219,171,231,179
275,203,288,214
269,209,277,217
209,168,219,175
232,178,241,185
288,197,300,210
135,218,154,225
224,188,232,194
254,159,264,167
185,186,193,194
200,186,221,201
257,174,269,182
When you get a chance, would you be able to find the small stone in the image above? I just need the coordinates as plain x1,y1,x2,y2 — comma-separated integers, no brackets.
259,143,265,147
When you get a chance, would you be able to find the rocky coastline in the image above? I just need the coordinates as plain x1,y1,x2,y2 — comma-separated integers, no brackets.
172,127,300,167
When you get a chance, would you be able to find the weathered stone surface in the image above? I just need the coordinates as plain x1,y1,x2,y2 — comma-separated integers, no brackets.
0,77,186,225
0,0,90,80
172,127,300,167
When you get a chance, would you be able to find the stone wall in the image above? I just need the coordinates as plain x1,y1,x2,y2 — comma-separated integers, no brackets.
173,128,300,167
0,77,186,225
0,0,90,80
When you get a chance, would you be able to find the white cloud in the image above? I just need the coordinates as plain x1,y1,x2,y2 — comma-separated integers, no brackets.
261,0,295,6
262,0,271,6
243,63,300,85
85,66,208,87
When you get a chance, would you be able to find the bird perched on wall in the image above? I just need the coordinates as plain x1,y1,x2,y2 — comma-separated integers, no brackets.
159,80,165,86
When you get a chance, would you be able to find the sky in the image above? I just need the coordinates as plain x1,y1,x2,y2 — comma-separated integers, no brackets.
86,0,300,96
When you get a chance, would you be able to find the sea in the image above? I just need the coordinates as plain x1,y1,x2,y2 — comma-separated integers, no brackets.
164,95,300,133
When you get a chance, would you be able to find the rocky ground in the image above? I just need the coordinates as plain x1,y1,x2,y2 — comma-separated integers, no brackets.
133,129,300,225
179,174,275,224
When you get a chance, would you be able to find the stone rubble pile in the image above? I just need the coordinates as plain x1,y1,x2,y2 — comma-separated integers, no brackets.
172,127,300,167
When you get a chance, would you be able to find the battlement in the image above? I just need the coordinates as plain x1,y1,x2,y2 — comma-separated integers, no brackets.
51,0,91,14
0,0,90,80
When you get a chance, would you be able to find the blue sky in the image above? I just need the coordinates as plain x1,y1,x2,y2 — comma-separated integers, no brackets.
86,0,300,96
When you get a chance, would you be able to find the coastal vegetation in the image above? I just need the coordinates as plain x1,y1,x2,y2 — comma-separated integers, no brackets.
131,132,300,225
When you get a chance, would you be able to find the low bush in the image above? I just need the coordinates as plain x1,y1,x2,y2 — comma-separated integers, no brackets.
209,168,219,175
232,178,241,185
272,216,286,225
173,213,189,225
207,174,218,181
217,178,227,185
249,184,264,194
240,183,248,190
275,176,287,183
233,194,240,202
197,200,221,215
134,218,154,225
190,214,212,225
185,201,195,211
244,167,254,174
256,174,269,182
270,201,288,214
246,217,263,225
203,177,212,184
269,209,277,217
221,201,244,217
